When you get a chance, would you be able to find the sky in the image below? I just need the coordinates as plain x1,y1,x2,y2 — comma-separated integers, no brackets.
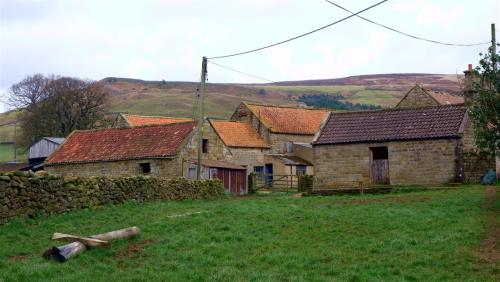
0,0,498,112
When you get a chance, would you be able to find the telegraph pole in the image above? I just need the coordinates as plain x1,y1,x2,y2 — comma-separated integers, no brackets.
492,23,496,71
13,121,17,161
196,56,208,179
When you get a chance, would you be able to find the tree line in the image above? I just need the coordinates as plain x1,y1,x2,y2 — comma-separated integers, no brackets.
7,74,109,147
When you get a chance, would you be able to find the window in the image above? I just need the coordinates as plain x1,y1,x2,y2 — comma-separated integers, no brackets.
296,165,307,175
202,139,208,153
188,167,197,179
139,163,151,174
253,166,264,175
208,168,218,179
253,166,264,179
371,146,388,160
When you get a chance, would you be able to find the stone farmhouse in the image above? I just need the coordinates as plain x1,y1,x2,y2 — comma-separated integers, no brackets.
396,84,464,108
312,105,496,191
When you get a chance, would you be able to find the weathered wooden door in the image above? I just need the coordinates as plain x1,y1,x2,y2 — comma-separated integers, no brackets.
371,146,390,184
371,159,389,184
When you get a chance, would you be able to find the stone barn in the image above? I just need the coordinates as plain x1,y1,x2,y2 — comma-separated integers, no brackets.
45,122,198,177
209,119,269,174
312,105,495,191
231,102,329,153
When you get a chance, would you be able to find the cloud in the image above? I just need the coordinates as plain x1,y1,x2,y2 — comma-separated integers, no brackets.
265,31,389,81
416,4,464,26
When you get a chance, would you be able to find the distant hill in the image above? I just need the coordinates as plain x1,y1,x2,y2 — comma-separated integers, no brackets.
0,73,463,145
102,73,463,119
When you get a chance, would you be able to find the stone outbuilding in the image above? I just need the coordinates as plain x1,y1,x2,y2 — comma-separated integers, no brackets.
45,122,199,177
231,102,329,154
312,105,495,191
396,84,464,109
209,119,269,175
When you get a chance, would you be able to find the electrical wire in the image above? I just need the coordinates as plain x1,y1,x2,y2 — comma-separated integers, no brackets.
207,0,388,59
208,61,276,83
324,0,490,47
208,60,342,98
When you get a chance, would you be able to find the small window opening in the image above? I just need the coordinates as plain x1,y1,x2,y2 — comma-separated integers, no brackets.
140,163,151,174
296,165,307,175
371,146,388,160
202,139,208,153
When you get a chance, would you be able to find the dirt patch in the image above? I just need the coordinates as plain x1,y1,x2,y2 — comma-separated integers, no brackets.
475,187,499,263
115,239,155,259
320,195,431,206
8,255,29,262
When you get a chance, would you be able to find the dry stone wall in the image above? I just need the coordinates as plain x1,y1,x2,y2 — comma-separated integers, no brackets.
0,171,224,224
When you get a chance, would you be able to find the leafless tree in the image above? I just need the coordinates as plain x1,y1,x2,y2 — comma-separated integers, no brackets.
7,74,109,146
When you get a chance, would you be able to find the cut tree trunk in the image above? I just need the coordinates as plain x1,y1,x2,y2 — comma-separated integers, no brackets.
43,227,140,262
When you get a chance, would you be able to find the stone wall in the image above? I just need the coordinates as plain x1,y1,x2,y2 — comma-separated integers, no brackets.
0,171,224,224
268,133,314,154
396,87,439,108
46,158,181,178
313,139,459,190
459,116,496,182
230,147,268,174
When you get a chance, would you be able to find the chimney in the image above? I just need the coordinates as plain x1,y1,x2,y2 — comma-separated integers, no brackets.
463,64,477,106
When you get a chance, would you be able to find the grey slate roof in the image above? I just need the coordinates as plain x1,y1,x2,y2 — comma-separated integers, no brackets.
314,105,467,145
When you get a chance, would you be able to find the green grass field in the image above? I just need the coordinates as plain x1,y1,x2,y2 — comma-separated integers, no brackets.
0,143,27,162
0,186,497,281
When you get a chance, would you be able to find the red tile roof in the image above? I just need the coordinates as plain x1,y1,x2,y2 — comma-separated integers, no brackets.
314,106,467,145
246,103,329,135
210,120,269,148
123,114,193,127
46,122,195,164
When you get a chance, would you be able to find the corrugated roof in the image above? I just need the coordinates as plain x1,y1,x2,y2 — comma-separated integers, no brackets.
123,114,193,127
44,137,65,144
210,120,269,148
246,103,329,135
46,122,196,165
314,105,467,145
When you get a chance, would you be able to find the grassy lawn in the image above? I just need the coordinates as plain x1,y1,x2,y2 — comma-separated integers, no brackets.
0,186,497,281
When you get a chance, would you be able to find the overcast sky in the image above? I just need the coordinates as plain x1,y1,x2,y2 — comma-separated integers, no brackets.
0,0,498,112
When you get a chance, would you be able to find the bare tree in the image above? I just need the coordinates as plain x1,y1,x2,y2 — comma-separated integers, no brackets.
7,74,109,146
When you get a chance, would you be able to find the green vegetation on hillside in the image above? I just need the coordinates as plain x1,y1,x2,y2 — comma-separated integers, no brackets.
298,94,381,110
0,186,495,281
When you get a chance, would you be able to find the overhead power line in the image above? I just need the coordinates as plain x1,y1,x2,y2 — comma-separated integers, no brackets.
208,61,275,83
324,0,490,47
208,0,388,59
208,60,342,97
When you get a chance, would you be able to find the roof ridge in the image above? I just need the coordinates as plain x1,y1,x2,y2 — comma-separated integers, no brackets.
123,113,193,119
329,104,465,116
74,121,196,134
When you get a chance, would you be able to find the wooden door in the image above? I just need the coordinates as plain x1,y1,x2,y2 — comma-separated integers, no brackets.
371,159,389,184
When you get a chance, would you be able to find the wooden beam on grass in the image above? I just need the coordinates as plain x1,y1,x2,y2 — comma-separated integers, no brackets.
43,226,140,262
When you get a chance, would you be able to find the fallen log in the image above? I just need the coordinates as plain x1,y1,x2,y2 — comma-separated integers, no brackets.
52,233,109,247
43,227,140,262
